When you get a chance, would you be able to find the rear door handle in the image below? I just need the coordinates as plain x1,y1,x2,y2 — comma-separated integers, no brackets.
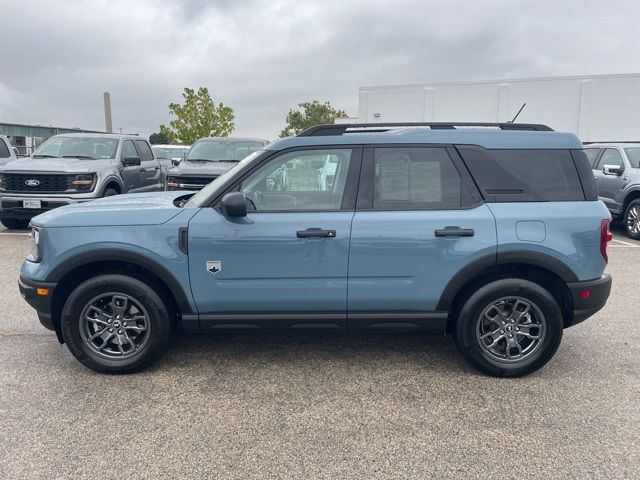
297,229,337,238
434,228,475,237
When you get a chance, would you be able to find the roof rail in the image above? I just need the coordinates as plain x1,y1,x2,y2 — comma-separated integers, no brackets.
297,122,554,137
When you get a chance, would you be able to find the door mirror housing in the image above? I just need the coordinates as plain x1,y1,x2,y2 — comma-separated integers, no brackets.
603,164,624,176
220,192,247,218
171,158,181,166
122,156,141,167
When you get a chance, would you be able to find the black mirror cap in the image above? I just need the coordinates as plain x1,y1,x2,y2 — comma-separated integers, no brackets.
123,156,141,167
221,192,247,218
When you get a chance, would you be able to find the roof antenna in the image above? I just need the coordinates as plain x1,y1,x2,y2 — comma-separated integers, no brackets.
508,102,526,123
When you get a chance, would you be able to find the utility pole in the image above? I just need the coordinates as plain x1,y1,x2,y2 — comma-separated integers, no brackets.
103,92,113,133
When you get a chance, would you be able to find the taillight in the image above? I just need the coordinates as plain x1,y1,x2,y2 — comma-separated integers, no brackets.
600,219,613,262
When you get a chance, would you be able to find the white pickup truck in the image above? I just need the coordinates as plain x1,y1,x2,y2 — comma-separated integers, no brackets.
0,136,18,166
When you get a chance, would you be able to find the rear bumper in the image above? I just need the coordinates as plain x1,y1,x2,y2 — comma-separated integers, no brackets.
566,274,612,327
18,275,57,331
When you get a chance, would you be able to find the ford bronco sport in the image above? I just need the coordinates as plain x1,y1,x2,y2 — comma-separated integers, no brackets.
0,133,163,229
19,123,612,377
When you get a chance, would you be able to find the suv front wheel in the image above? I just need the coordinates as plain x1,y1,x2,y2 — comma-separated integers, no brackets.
61,274,171,373
624,198,640,240
454,278,563,377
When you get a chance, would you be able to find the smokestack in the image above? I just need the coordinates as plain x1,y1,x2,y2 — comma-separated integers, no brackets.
103,92,113,133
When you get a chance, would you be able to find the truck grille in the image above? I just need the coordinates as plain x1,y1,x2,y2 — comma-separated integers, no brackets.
1,173,72,193
171,176,217,190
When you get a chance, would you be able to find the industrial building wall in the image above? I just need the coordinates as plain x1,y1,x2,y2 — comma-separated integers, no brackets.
358,74,640,142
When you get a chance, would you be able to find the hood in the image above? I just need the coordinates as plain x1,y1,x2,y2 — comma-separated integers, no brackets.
31,191,191,228
168,160,237,176
0,157,115,173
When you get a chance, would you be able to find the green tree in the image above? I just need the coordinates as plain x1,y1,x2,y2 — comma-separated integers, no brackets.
149,131,169,144
279,100,348,137
160,87,235,145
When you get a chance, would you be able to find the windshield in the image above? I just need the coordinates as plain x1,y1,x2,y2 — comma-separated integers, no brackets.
34,137,118,159
153,146,189,159
186,139,264,162
624,147,640,168
184,150,264,208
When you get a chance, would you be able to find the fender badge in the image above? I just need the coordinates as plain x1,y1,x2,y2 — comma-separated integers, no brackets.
206,261,222,274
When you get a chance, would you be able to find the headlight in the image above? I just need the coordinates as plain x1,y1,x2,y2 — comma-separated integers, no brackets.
166,176,179,190
0,174,5,191
27,227,42,263
70,174,96,191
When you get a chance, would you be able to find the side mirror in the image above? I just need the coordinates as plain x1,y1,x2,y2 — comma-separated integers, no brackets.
171,158,181,166
220,192,247,218
122,156,141,167
603,164,624,176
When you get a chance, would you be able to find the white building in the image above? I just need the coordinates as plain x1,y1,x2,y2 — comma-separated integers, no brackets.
358,73,640,142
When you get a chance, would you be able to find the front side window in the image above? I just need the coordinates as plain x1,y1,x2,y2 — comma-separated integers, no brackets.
34,137,118,159
0,140,9,158
122,140,138,159
240,149,352,211
624,147,640,168
373,147,461,210
597,148,624,170
585,148,601,168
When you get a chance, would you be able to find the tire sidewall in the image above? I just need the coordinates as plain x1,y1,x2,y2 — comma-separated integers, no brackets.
456,279,563,377
61,274,171,373
624,199,640,240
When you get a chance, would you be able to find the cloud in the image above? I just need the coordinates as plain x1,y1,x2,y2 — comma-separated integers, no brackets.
0,0,638,140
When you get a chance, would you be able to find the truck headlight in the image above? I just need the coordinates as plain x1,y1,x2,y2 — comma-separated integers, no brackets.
27,227,42,263
70,174,96,191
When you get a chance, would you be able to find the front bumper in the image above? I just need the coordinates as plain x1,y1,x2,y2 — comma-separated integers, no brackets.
566,274,612,326
18,275,57,331
1,195,94,219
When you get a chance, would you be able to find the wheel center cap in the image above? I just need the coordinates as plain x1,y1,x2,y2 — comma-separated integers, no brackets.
505,325,514,332
112,321,121,329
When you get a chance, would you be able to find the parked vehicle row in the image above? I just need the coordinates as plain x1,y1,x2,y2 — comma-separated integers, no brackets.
18,122,612,377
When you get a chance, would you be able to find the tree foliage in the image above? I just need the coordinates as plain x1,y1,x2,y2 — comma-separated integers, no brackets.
159,87,235,145
279,100,348,137
149,131,169,145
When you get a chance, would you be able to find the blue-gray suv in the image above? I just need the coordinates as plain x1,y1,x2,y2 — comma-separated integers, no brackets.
19,123,613,377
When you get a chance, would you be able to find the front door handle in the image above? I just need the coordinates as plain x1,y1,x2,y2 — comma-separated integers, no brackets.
297,229,336,238
434,228,475,238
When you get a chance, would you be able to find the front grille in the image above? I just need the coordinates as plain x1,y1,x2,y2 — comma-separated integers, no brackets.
1,173,72,192
171,175,217,190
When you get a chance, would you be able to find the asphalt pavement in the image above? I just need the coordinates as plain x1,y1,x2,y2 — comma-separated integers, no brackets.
0,224,639,479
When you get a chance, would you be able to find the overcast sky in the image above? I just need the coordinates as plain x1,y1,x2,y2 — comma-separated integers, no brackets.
1,0,639,140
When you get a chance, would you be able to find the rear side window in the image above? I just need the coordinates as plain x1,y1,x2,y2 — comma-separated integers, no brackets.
135,140,154,162
0,140,9,158
459,148,584,202
625,147,640,168
373,147,462,210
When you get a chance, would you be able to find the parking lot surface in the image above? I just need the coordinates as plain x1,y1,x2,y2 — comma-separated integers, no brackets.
0,224,639,479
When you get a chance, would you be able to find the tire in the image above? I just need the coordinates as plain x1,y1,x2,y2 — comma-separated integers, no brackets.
623,199,640,240
1,218,30,229
454,278,563,377
103,187,119,197
61,274,171,373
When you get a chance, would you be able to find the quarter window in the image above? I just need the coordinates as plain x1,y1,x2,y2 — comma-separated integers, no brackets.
596,149,624,170
241,149,352,211
584,148,601,168
373,147,462,210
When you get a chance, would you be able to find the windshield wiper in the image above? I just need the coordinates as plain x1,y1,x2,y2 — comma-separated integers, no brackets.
32,154,57,158
62,155,96,159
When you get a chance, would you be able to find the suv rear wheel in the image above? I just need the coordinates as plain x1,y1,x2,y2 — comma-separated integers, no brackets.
1,218,30,230
61,274,171,373
624,198,640,240
454,278,563,377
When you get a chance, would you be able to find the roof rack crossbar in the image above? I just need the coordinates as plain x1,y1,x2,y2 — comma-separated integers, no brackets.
297,122,553,136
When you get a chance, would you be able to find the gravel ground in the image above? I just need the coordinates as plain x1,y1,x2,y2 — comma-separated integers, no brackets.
0,225,638,479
